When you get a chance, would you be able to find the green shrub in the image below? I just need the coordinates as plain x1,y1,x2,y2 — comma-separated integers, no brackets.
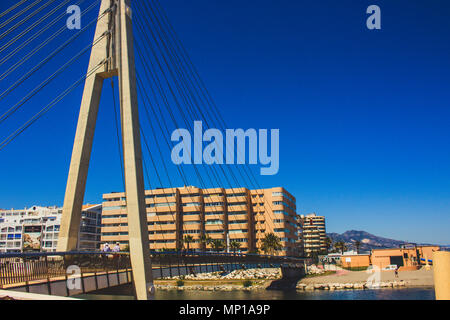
243,280,252,287
176,279,185,287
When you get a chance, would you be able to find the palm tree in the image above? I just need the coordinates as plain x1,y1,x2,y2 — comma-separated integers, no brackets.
230,240,241,254
310,251,320,264
335,241,347,255
182,235,194,252
324,236,333,253
261,233,282,256
211,239,224,252
200,234,212,251
354,240,361,254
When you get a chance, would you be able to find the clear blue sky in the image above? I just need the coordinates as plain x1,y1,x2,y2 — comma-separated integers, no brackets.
0,0,449,245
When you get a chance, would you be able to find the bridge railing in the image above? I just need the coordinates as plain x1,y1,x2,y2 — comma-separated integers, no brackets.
0,251,305,291
0,252,131,290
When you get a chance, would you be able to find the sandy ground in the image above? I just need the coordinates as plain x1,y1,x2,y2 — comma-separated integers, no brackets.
299,268,434,287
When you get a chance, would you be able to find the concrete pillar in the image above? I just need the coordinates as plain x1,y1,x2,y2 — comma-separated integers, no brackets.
433,251,450,300
116,0,153,300
58,0,153,300
57,0,111,251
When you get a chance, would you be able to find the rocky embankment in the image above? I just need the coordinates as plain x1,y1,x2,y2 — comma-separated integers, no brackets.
296,280,407,291
155,283,268,291
155,268,281,291
164,268,281,281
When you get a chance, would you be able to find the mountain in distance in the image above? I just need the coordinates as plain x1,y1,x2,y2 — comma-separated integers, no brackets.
326,230,448,252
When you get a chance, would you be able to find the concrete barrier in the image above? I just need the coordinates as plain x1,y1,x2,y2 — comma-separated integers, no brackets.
0,289,79,300
433,251,450,300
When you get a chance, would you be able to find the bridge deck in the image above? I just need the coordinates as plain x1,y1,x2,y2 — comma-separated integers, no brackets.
1,251,305,297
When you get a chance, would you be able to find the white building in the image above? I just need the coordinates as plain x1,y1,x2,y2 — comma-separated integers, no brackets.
0,204,102,253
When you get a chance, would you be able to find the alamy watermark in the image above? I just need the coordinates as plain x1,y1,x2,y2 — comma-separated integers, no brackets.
66,265,82,290
367,5,381,30
171,121,279,176
66,5,81,30
365,265,382,288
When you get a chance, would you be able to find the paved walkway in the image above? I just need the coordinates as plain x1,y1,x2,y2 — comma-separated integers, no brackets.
300,268,434,286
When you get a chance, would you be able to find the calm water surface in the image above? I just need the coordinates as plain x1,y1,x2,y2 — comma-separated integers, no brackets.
77,287,435,300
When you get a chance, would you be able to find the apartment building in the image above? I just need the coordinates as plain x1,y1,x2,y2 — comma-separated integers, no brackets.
299,213,327,256
101,186,299,256
0,204,102,253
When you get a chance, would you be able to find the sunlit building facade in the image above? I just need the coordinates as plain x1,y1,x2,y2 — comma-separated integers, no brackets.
101,186,300,256
299,213,327,256
0,204,102,253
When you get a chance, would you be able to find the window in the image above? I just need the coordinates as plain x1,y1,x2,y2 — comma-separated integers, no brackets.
148,221,174,226
274,210,291,217
273,201,295,211
205,230,223,234
105,197,121,202
205,211,223,216
182,202,201,207
184,221,201,225
102,214,127,219
272,192,295,204
228,220,248,225
148,212,175,217
150,240,175,244
147,202,176,208
181,194,200,198
226,193,246,197
228,211,247,216
232,238,248,243
205,219,223,225
229,229,248,234
150,230,175,235
183,212,201,216
183,230,200,234
156,193,176,198
102,232,128,236
228,202,247,206
103,206,125,211
204,193,223,197
205,202,223,207
274,228,290,234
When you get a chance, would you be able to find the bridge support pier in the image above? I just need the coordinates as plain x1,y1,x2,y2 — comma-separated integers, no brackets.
433,251,450,300
57,0,153,300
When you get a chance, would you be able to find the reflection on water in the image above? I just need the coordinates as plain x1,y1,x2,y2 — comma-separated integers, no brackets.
77,286,435,300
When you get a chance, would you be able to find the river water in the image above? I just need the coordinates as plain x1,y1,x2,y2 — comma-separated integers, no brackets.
78,286,435,300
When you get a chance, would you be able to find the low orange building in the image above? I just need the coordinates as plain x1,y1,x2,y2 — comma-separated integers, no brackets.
371,246,440,270
417,246,440,263
335,246,441,270
340,254,371,268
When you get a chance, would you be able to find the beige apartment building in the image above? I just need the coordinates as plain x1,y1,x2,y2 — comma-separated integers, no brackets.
299,213,327,256
101,186,300,256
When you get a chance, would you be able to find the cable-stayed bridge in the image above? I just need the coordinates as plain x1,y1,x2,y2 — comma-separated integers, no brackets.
0,0,304,299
